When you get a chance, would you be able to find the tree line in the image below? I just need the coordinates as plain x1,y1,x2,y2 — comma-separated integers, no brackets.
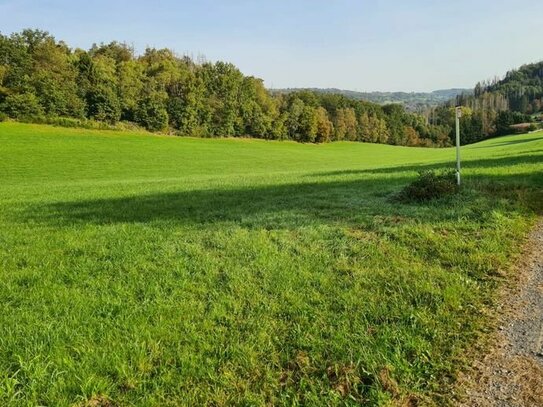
425,61,542,144
275,87,470,113
0,29,454,146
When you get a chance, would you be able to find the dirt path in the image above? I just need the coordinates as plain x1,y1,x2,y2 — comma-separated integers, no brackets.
460,221,543,406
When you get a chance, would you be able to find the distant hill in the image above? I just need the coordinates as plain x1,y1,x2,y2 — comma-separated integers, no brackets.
467,60,543,114
431,60,543,145
272,88,472,111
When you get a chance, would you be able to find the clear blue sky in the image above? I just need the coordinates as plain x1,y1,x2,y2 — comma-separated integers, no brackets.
1,0,541,92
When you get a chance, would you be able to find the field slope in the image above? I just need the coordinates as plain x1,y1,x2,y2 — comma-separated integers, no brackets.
0,122,542,406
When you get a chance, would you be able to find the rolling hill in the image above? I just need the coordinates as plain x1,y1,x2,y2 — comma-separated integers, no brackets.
0,122,541,405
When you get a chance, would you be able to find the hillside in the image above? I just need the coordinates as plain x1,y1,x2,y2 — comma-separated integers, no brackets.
425,61,543,146
1,122,542,405
472,60,543,114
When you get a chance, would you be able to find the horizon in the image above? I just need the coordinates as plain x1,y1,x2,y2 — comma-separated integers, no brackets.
1,0,542,92
270,86,473,93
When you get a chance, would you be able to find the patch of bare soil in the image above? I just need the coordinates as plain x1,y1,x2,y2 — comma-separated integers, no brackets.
459,221,543,406
77,395,116,407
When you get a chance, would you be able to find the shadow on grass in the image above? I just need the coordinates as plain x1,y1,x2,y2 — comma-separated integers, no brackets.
472,135,543,148
24,154,542,228
310,153,543,178
27,177,413,227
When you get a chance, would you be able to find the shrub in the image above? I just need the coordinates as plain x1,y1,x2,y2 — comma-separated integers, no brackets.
0,93,44,118
13,115,144,132
396,170,459,202
135,96,169,132
86,85,122,124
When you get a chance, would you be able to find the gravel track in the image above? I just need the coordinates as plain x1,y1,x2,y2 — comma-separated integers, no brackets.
460,221,543,406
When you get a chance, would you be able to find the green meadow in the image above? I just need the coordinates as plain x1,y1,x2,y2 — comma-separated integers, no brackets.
0,122,542,406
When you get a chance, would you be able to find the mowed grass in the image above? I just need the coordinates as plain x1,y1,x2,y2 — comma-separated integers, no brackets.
0,122,542,406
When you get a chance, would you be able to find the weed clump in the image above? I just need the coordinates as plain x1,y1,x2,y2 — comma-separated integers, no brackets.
397,170,459,202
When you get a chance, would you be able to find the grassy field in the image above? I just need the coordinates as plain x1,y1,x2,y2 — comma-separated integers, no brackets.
0,122,542,406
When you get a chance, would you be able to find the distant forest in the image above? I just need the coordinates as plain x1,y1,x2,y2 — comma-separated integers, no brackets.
430,61,543,144
273,88,471,112
0,29,541,146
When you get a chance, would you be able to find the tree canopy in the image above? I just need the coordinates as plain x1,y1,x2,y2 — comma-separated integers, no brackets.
8,29,528,147
424,61,542,145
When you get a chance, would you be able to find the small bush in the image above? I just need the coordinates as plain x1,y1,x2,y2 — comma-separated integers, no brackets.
396,170,459,202
0,93,44,118
135,96,169,132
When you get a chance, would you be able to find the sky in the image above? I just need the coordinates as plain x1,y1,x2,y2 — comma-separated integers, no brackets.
0,0,541,92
